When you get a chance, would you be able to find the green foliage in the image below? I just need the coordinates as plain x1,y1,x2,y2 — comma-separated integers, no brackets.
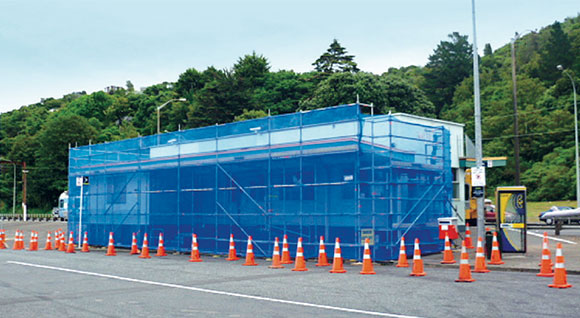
234,109,268,122
539,22,573,84
313,39,359,73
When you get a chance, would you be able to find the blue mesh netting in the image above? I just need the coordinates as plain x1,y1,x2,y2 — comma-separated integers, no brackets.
68,104,452,261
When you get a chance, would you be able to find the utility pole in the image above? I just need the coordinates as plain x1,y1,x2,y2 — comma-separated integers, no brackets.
510,34,521,185
471,0,485,237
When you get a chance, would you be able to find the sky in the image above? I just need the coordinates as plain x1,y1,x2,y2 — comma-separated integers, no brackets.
0,0,578,113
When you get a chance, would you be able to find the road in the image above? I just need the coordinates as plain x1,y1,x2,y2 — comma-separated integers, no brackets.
1,245,579,318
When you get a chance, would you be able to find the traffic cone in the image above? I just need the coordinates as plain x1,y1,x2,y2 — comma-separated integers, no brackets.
396,237,409,268
292,237,308,271
66,231,75,253
44,232,53,250
243,236,258,266
156,233,167,257
130,233,140,255
455,240,475,282
464,224,474,249
360,238,376,275
269,237,284,269
281,234,293,264
226,234,240,261
548,243,572,288
473,237,490,273
329,237,347,273
538,232,552,267
81,232,90,252
105,232,116,256
441,233,456,264
410,238,426,277
13,230,22,250
58,231,66,252
0,229,6,249
28,231,38,251
315,236,330,267
189,233,202,262
488,231,504,265
54,230,61,250
139,233,151,259
537,239,554,277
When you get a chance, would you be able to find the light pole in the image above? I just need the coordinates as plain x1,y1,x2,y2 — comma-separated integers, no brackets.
510,30,535,185
558,65,579,208
156,98,186,135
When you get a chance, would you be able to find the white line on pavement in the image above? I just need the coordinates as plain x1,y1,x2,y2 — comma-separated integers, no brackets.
7,261,421,318
526,231,577,245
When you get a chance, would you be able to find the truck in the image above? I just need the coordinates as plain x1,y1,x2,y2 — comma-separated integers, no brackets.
53,191,68,220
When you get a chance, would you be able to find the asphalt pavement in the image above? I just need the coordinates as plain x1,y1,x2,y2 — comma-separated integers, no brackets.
1,221,580,318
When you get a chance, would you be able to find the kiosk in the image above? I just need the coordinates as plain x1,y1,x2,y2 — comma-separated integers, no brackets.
495,186,526,253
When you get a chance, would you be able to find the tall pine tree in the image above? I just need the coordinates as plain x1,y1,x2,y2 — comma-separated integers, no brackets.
313,39,359,73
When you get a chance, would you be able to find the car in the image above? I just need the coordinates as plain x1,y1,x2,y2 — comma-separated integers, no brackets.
539,206,576,225
484,199,496,222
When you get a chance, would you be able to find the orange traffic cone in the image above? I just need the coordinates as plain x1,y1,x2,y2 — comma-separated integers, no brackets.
488,231,504,265
538,232,552,267
269,237,284,269
292,237,308,271
455,240,475,282
396,237,409,267
130,232,140,255
54,230,61,250
441,233,456,264
281,234,293,264
66,231,75,253
139,233,151,259
105,232,116,256
44,232,53,250
537,238,554,277
81,232,90,252
226,234,240,261
156,233,168,257
473,237,490,273
316,236,330,267
243,236,258,266
0,229,6,249
360,238,376,275
58,231,66,252
464,224,474,249
410,238,426,277
28,231,38,251
189,233,202,262
13,230,22,250
548,243,572,288
329,237,347,273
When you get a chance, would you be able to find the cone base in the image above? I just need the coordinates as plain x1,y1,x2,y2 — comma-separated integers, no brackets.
410,272,426,276
548,283,572,288
396,264,409,268
156,253,168,257
130,251,140,255
441,260,456,264
316,263,331,267
292,268,308,271
81,250,90,253
537,272,554,277
330,269,347,273
466,246,475,249
44,248,53,251
281,261,293,264
226,257,240,261
189,258,203,262
473,269,490,273
455,278,475,282
269,265,284,269
360,271,376,275
489,261,504,265
139,255,151,259
105,253,117,256
243,262,258,266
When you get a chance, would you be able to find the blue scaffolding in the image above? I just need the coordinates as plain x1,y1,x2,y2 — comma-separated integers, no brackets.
68,104,452,261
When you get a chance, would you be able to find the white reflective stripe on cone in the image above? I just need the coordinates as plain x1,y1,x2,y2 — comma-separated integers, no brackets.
556,249,563,257
460,259,468,264
297,252,303,257
476,253,484,257
400,249,405,254
542,255,550,260
334,253,341,258
363,254,371,259
555,262,565,269
413,254,420,260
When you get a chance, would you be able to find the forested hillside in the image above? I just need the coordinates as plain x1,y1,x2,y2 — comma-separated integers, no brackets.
1,15,579,210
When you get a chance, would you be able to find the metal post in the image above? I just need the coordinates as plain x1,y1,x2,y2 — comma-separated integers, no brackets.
471,0,485,237
510,35,521,185
12,163,16,217
22,162,27,221
558,66,579,208
78,181,83,247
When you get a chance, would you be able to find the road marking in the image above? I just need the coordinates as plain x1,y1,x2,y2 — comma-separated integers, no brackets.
526,231,577,245
7,261,420,318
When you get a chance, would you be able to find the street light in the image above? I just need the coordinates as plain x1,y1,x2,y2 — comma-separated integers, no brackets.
156,98,187,135
557,65,579,208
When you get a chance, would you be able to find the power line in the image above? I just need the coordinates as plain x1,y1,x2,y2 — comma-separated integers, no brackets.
482,128,575,141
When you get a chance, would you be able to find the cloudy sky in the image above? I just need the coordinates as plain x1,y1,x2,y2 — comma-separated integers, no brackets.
0,0,578,113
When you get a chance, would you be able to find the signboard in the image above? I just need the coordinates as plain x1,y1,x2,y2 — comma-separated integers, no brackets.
472,186,485,198
76,176,83,187
496,186,526,253
471,166,486,187
360,228,374,245
83,176,90,185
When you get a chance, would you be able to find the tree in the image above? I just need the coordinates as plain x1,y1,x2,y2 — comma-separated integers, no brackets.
539,22,573,83
313,39,359,73
234,109,268,122
483,43,493,56
422,32,473,118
